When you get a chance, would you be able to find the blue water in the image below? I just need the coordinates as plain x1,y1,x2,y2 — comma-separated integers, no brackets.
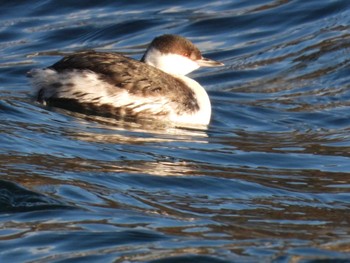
1,0,350,262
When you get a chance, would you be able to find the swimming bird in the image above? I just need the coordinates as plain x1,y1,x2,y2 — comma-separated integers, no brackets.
29,34,224,126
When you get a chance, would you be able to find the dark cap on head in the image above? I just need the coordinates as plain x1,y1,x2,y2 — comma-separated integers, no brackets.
144,34,202,61
141,34,224,68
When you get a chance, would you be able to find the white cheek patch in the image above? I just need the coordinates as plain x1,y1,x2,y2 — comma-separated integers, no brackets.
144,48,199,75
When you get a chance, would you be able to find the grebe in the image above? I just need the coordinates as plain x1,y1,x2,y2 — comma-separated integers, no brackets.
29,34,224,126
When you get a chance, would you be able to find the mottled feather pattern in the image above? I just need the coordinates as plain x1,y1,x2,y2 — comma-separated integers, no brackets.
49,51,200,114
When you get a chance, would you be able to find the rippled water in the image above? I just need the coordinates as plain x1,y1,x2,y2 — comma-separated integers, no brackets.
1,0,350,262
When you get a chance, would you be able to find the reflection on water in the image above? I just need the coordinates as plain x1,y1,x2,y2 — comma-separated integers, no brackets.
1,0,350,262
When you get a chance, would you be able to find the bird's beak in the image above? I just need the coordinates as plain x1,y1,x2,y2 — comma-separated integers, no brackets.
196,57,224,67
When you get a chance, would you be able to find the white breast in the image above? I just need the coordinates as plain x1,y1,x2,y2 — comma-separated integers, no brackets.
142,48,200,76
168,74,211,126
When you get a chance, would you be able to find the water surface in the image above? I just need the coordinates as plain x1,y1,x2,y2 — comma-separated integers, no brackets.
1,0,350,262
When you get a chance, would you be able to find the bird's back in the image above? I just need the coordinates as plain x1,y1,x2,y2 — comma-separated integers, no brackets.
30,51,200,121
49,51,199,110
